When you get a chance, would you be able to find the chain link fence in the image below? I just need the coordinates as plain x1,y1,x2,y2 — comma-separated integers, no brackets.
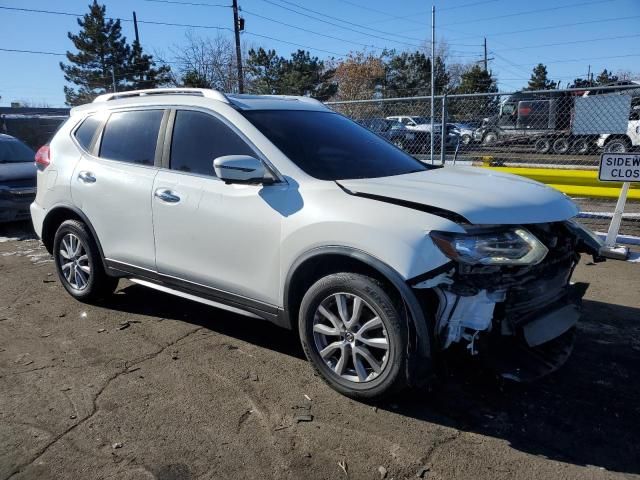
327,84,640,238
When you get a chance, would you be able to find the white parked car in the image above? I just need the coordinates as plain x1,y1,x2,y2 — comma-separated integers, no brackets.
31,88,602,399
386,115,437,132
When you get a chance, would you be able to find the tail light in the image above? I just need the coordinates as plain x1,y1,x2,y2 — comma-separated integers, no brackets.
35,145,50,169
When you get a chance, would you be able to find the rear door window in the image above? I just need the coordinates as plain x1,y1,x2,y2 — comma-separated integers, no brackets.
74,115,101,151
169,110,254,176
99,110,164,165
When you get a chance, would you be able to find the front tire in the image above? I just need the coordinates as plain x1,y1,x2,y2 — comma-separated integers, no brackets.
604,138,630,153
53,220,118,302
298,273,408,399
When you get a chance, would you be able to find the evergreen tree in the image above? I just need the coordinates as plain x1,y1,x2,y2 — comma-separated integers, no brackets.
246,48,336,99
182,69,211,88
451,65,498,119
246,48,284,94
568,77,592,88
595,69,619,85
383,50,449,97
456,65,496,94
127,40,172,90
526,63,557,91
61,1,171,105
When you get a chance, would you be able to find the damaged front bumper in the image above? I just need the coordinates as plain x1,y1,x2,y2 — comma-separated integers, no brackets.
412,221,599,382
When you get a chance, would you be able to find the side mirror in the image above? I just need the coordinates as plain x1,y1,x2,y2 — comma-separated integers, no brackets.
213,155,267,184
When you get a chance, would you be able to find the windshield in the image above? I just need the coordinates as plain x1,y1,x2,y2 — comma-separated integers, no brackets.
242,110,430,181
0,138,35,163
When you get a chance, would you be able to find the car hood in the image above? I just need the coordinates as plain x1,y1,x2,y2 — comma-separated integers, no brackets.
0,162,36,183
337,166,579,225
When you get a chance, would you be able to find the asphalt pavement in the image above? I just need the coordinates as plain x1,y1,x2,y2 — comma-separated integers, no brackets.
1,221,639,480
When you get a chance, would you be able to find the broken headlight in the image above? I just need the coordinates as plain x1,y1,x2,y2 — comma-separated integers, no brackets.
430,227,548,266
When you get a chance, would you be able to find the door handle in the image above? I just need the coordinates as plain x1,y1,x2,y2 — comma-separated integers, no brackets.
154,189,181,203
78,171,96,184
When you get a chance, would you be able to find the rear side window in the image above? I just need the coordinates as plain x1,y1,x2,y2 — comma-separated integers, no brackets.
99,110,164,165
74,115,101,151
170,110,254,176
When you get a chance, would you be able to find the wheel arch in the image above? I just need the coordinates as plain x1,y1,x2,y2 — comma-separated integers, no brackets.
41,204,106,267
283,246,434,386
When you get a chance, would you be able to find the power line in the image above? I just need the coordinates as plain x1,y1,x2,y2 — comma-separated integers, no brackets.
443,13,640,41
255,0,426,48
0,47,66,56
238,9,379,49
263,0,426,42
0,5,347,56
335,0,426,27
439,0,501,11
494,33,640,52
493,52,640,68
142,0,230,6
439,0,614,27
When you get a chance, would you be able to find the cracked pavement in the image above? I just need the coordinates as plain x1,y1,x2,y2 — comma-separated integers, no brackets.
1,222,639,480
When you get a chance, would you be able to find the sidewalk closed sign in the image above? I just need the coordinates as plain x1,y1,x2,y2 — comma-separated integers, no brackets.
599,153,640,182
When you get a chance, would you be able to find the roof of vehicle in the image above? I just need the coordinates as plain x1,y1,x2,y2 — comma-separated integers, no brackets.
71,88,330,115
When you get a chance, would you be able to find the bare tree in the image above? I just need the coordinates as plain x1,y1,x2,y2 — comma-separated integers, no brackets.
168,31,252,93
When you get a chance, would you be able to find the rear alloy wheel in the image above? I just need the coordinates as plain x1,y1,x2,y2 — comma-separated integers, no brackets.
604,138,630,153
534,138,552,154
53,220,119,302
299,273,408,399
461,134,472,145
552,137,570,154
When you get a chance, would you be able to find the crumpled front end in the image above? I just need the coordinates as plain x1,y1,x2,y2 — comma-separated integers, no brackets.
413,221,601,382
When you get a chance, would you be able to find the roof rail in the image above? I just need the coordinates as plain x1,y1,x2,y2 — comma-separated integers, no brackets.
92,88,229,103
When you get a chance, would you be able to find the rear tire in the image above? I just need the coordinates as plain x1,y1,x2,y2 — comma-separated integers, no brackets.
298,273,408,399
534,138,551,154
571,138,589,154
53,220,118,302
552,137,570,154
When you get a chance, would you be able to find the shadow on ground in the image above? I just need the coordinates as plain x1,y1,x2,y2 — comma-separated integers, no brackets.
104,284,640,475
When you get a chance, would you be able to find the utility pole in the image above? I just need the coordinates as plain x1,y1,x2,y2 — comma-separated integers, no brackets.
133,11,140,44
232,0,244,93
111,66,117,93
587,64,591,86
483,37,487,72
430,5,435,165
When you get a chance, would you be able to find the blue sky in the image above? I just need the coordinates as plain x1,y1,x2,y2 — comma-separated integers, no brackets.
1,0,639,106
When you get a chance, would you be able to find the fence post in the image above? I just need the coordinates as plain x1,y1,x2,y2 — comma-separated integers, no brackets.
440,95,447,165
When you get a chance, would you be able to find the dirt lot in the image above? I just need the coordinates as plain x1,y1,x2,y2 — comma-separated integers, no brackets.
1,221,639,480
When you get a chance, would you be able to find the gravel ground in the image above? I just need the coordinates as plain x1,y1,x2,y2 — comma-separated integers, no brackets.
1,221,639,480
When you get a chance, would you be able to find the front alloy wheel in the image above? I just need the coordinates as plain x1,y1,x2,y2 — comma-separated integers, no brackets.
299,273,408,399
313,293,389,383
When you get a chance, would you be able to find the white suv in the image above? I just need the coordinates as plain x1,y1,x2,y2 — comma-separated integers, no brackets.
31,88,602,399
